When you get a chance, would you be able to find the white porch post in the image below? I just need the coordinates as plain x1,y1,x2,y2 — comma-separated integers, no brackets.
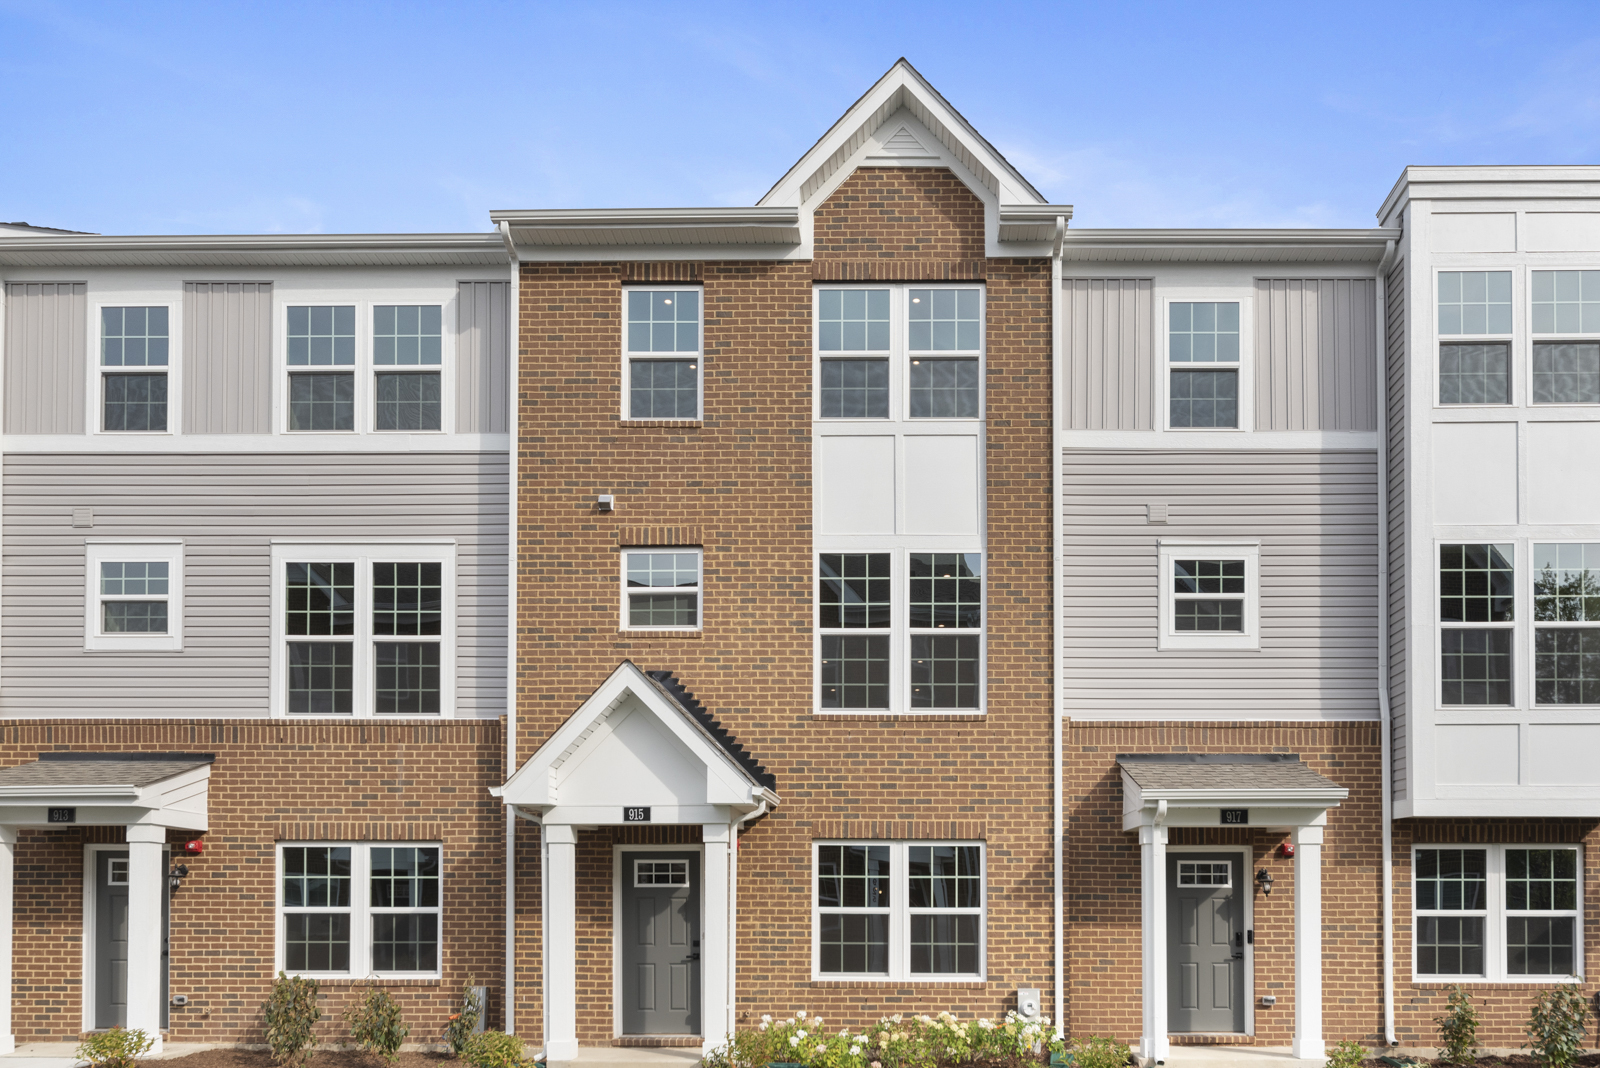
1138,824,1168,1063
544,825,578,1062
1291,824,1326,1060
126,825,166,1054
0,826,16,1055
701,824,731,1056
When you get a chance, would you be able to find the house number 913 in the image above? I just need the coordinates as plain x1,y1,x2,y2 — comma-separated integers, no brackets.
623,807,651,823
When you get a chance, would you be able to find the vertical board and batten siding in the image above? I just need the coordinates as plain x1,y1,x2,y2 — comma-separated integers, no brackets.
0,453,508,718
1385,260,1408,800
1062,278,1155,430
1253,278,1378,431
456,280,509,434
1061,449,1380,718
183,282,273,434
3,282,86,435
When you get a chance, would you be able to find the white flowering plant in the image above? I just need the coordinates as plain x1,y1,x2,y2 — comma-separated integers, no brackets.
701,1009,1065,1068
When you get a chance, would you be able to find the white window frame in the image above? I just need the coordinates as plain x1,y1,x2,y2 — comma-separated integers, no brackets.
1161,293,1252,433
812,284,986,422
621,284,704,422
1527,268,1600,407
811,839,986,982
1434,268,1517,408
274,841,444,981
1435,541,1517,710
1411,843,1583,983
1529,540,1600,707
268,540,458,718
90,300,181,437
276,296,455,436
619,547,704,632
813,549,986,715
83,539,185,652
1156,539,1260,651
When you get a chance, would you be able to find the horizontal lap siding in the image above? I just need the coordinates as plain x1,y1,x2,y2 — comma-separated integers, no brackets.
1,452,507,717
1254,278,1378,431
1062,449,1379,717
4,282,86,435
183,282,273,434
1385,260,1408,799
1063,278,1154,430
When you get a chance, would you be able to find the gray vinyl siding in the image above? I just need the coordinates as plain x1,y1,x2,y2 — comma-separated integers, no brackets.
4,282,86,435
456,280,509,434
1385,260,1408,799
183,282,273,434
1062,278,1155,430
1253,278,1378,431
1062,449,1379,718
1,452,507,718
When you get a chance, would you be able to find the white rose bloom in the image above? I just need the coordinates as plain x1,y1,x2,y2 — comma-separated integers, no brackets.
789,1037,800,1048
797,1010,807,1020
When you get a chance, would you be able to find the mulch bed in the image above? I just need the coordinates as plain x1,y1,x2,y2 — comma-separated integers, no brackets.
1360,1059,1600,1068
159,1051,458,1068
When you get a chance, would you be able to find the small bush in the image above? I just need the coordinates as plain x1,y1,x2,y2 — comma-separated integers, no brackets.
1436,984,1481,1065
1527,985,1591,1068
1325,1040,1367,1068
1068,1036,1129,1068
462,1030,529,1068
444,980,484,1055
344,983,410,1064
264,972,322,1068
75,1027,155,1068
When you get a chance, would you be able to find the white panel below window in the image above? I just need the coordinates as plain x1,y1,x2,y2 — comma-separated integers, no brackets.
1527,422,1600,524
1523,213,1600,253
1435,724,1520,786
1433,423,1517,525
819,435,896,535
1527,724,1600,785
902,435,979,535
1430,213,1516,253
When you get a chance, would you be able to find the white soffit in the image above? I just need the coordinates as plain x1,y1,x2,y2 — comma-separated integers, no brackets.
1060,228,1402,264
0,233,509,268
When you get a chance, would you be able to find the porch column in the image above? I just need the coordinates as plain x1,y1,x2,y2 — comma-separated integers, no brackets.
1291,824,1325,1060
545,825,578,1062
1138,824,1168,1063
126,825,166,1054
700,824,731,1056
1,826,15,1055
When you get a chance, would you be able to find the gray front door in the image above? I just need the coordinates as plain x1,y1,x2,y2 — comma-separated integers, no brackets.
94,851,169,1030
620,851,700,1035
1167,853,1244,1033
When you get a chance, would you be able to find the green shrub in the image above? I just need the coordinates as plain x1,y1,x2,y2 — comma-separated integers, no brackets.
1436,984,1480,1065
444,980,484,1055
1527,986,1591,1068
264,972,322,1068
1068,1035,1129,1068
462,1030,530,1068
74,1027,155,1068
344,982,410,1064
1325,1040,1367,1068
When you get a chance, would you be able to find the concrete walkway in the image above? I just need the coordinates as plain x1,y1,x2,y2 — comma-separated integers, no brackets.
548,1047,705,1068
1,1042,247,1068
1153,1046,1330,1068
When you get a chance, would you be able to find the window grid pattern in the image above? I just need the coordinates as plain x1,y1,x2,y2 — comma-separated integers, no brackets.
103,373,168,432
1438,272,1513,335
819,553,891,710
635,860,689,886
289,373,355,431
908,553,981,710
1173,559,1245,633
627,290,700,353
624,550,700,629
1535,543,1600,705
818,290,891,352
282,845,353,972
629,358,699,419
286,561,355,716
100,561,170,633
1170,369,1238,428
373,563,442,636
1532,343,1600,405
908,358,979,418
281,844,441,976
1439,544,1514,706
1506,849,1579,976
1177,861,1232,887
817,844,891,975
816,842,984,980
372,306,442,365
374,643,440,715
908,289,980,352
1414,846,1582,980
101,307,169,367
1440,343,1511,405
1169,302,1240,363
1532,271,1600,334
1441,544,1515,623
1415,848,1487,977
374,372,441,431
288,306,357,366
819,358,890,418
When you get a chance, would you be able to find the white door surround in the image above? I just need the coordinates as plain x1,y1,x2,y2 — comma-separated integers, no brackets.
494,662,778,1062
1120,754,1348,1062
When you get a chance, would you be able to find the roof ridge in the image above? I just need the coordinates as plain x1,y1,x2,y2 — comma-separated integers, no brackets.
644,670,777,791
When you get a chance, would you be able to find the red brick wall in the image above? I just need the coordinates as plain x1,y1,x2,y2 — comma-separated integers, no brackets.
812,167,987,280
4,720,505,1043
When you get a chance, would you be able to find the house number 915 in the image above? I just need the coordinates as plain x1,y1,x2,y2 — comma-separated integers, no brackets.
623,807,651,822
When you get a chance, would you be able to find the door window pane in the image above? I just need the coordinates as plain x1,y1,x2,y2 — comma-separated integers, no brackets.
1438,272,1512,335
818,290,891,352
1440,343,1511,404
1170,370,1238,427
1532,270,1600,334
819,357,889,417
1532,343,1600,404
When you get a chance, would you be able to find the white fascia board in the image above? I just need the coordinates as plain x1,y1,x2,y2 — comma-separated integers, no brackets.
0,784,143,801
1062,228,1400,260
0,232,508,268
1379,165,1600,222
1406,798,1600,818
1130,787,1350,806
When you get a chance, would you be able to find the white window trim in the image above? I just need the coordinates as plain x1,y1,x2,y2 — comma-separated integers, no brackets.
1526,267,1600,407
1156,539,1260,651
268,540,458,718
812,548,986,715
274,841,444,981
620,284,704,422
618,547,704,632
89,300,182,437
1434,267,1518,409
810,839,987,982
1161,292,1253,433
276,296,456,436
1435,540,1517,710
83,538,185,652
812,284,986,423
1410,843,1584,983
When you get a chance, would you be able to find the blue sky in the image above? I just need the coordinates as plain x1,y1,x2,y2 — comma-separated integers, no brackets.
4,1,1600,235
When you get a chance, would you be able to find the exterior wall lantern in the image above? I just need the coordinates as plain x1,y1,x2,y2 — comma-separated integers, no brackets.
1255,867,1274,896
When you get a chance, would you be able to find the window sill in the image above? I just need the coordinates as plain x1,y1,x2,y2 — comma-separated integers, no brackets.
618,630,704,640
1407,978,1581,988
619,419,704,429
287,976,441,986
810,978,988,989
810,711,985,721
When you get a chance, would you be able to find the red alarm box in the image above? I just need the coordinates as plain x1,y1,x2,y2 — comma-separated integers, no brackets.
184,840,205,855
1279,840,1295,859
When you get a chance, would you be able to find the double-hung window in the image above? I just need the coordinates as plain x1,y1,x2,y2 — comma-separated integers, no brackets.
84,540,184,651
273,543,454,717
286,303,446,433
1439,544,1514,705
373,305,443,430
815,285,983,420
1533,542,1600,705
279,843,442,978
1168,301,1239,428
1531,271,1600,404
1414,845,1581,981
1156,541,1260,650
620,549,702,630
101,306,170,432
1438,272,1513,405
287,305,357,431
625,288,701,419
814,841,985,980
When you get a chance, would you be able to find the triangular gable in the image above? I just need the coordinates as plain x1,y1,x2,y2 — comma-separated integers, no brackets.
497,661,777,820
